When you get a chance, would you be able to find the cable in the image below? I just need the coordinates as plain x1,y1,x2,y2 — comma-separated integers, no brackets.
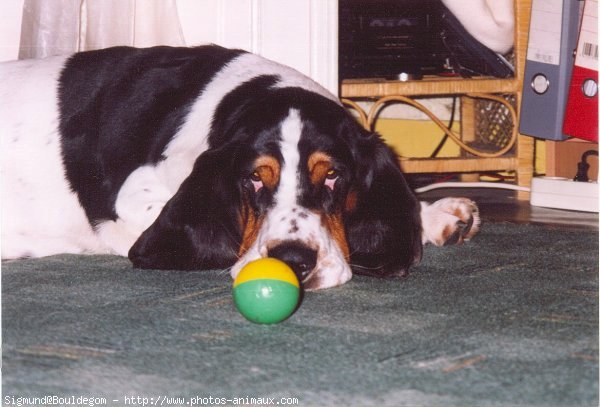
430,96,458,158
415,181,531,194
573,150,598,182
367,94,518,158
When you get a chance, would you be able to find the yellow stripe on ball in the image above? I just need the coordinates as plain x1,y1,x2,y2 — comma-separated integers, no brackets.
233,258,300,288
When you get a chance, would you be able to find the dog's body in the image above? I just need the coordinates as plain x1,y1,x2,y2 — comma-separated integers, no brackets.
1,45,479,289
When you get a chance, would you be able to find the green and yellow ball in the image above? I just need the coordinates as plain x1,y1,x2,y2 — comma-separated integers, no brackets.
232,258,301,324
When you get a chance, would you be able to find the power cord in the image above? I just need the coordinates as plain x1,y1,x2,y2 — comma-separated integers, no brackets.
415,150,597,195
430,97,458,158
573,150,598,182
415,181,530,194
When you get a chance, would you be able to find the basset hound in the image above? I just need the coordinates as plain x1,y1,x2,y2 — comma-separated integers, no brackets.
1,45,480,290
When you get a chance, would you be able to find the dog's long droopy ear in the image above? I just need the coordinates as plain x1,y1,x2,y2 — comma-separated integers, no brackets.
344,131,422,277
128,148,241,270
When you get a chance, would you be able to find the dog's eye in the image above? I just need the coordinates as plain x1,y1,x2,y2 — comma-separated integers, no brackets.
250,171,263,192
324,169,338,190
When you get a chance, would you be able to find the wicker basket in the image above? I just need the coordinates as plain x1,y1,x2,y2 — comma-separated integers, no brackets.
470,94,516,153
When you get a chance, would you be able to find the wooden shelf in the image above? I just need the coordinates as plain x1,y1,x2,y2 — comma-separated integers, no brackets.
341,77,521,98
399,156,517,174
339,0,534,200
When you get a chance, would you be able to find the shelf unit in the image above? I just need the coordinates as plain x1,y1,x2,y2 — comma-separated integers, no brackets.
340,0,534,199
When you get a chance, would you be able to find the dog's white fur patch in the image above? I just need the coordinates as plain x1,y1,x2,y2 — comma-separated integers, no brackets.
420,198,481,246
1,56,107,258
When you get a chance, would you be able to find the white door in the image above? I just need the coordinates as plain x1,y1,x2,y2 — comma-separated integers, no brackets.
177,0,339,95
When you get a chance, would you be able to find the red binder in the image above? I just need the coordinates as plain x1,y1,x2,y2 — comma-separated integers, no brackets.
563,0,598,142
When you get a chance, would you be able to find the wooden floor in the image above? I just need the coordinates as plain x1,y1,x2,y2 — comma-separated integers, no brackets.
418,188,599,232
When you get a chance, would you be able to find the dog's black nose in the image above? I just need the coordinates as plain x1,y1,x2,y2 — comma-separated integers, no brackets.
268,242,317,281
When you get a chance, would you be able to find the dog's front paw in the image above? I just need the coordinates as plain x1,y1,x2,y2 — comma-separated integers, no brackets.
420,198,481,246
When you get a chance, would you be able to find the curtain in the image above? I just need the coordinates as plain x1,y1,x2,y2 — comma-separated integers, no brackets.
19,0,185,59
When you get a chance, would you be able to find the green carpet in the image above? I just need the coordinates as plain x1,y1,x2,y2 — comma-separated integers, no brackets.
2,223,598,406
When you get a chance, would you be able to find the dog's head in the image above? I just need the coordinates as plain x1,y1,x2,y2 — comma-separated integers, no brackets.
129,78,422,289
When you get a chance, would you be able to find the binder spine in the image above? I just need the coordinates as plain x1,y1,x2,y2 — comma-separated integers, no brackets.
519,0,581,140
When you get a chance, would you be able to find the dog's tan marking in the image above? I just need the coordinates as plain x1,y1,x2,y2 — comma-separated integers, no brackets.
321,213,350,260
308,151,334,186
345,189,358,213
253,155,280,190
238,197,264,257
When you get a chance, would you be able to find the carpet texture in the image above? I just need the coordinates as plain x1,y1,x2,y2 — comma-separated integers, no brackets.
2,223,598,406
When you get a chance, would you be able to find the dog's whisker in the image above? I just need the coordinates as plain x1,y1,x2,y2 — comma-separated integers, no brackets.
347,263,385,271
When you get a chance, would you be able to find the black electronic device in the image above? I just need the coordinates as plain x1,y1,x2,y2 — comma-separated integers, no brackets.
339,0,514,80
